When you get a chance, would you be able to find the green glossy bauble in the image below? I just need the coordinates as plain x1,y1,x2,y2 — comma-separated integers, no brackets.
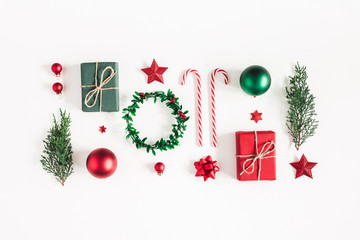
240,65,271,96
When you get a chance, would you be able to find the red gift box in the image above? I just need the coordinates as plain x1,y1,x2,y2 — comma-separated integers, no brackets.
235,131,276,181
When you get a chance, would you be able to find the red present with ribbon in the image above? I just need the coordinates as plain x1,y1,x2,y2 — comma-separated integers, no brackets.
235,131,276,181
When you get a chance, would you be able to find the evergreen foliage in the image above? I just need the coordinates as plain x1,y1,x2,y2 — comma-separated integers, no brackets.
286,63,318,150
123,90,189,156
40,109,73,185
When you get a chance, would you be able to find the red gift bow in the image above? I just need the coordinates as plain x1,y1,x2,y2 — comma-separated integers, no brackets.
194,155,220,181
236,131,276,180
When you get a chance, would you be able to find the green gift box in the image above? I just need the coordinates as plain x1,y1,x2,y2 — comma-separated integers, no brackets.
81,62,119,112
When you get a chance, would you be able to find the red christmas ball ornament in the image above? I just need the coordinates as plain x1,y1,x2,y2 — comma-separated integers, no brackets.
154,162,165,176
51,63,62,77
52,82,63,95
86,148,117,179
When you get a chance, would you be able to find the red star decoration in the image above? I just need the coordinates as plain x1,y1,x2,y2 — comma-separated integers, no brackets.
194,155,220,181
290,154,317,179
141,59,168,84
251,110,262,123
99,125,107,133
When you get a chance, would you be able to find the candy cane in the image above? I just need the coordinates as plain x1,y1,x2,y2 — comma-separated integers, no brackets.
181,69,203,147
210,68,228,147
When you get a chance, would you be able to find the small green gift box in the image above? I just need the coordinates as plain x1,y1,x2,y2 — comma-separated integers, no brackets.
81,62,119,112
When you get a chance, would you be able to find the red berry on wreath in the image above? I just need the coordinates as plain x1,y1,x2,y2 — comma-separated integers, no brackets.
179,111,183,116
171,98,175,103
154,162,165,176
52,82,63,95
182,115,187,120
51,63,62,77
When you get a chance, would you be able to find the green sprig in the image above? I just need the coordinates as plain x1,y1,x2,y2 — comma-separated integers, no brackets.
286,63,319,150
40,109,74,186
123,90,189,155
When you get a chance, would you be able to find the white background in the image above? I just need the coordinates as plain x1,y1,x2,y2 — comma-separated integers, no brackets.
0,0,359,239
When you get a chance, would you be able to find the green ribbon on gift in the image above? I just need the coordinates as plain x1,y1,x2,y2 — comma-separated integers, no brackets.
81,62,118,112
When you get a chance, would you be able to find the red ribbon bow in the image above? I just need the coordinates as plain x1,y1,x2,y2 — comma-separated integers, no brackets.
194,155,220,181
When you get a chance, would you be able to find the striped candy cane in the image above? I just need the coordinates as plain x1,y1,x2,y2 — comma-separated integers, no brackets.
181,69,203,147
210,68,229,147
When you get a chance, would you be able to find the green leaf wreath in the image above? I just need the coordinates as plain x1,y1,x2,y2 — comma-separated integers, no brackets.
286,63,318,150
40,109,74,186
122,90,189,155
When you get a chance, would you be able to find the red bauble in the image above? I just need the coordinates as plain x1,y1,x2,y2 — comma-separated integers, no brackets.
154,162,165,176
52,82,63,95
86,148,117,179
51,63,62,76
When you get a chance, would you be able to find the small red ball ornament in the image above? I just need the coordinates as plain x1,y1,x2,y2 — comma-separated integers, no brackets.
154,162,165,176
51,63,62,77
86,148,117,179
52,82,63,95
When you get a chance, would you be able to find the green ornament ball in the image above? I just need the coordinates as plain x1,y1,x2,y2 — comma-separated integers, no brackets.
240,65,271,96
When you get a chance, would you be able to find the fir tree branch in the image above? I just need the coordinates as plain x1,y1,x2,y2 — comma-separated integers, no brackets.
40,109,74,185
286,63,319,150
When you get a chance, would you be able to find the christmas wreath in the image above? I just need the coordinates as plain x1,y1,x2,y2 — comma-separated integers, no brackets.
123,90,189,155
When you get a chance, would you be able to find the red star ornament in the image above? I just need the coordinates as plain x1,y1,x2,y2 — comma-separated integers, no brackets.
290,154,317,179
194,155,220,181
251,110,262,123
141,59,168,84
99,125,107,133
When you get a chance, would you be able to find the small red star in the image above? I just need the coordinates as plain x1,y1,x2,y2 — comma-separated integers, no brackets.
141,59,168,84
99,125,107,133
290,154,317,179
251,110,262,123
